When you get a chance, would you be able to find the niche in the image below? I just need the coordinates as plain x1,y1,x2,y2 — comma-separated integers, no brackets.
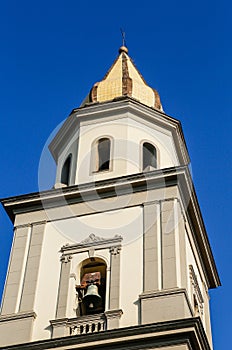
76,258,106,316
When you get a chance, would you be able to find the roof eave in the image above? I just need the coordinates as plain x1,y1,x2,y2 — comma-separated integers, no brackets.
49,97,190,165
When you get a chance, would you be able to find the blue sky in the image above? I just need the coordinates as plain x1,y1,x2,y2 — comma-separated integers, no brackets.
0,1,231,348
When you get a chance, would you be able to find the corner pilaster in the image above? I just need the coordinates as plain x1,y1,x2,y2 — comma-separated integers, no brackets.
56,254,72,319
19,222,45,312
105,309,123,330
141,199,191,325
109,246,121,310
1,225,30,315
143,201,161,292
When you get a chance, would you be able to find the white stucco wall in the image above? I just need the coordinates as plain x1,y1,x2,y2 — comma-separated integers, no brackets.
75,115,179,185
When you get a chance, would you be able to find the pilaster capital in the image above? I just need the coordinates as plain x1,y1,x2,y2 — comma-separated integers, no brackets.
60,254,72,263
142,200,159,207
105,309,123,319
109,246,121,255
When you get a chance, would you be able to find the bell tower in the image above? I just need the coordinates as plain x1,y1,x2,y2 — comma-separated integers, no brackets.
0,46,220,350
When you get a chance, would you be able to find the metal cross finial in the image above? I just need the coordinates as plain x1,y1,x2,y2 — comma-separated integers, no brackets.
120,28,126,47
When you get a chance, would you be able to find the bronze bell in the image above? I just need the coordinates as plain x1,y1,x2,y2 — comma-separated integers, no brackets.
83,284,102,309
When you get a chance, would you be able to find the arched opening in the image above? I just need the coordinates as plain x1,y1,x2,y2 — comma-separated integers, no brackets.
143,142,157,171
97,138,111,171
61,154,72,185
76,258,107,316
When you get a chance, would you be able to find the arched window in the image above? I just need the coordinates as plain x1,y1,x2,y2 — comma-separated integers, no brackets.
76,258,107,316
143,142,157,170
61,154,72,185
97,138,111,171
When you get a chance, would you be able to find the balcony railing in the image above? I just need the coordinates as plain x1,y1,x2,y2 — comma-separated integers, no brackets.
69,313,106,336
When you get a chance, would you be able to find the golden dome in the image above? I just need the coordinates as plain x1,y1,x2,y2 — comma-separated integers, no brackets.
82,47,163,111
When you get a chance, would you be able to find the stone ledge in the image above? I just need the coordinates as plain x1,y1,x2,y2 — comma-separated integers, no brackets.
139,288,194,320
0,317,211,350
0,311,37,322
105,309,123,319
139,287,189,299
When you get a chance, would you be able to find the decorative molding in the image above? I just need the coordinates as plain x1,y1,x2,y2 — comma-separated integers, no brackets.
60,234,123,256
50,317,68,328
60,254,72,263
140,288,189,299
79,233,122,246
68,313,106,327
143,197,186,222
14,221,47,229
203,281,210,298
3,165,187,208
2,163,220,290
7,317,212,350
105,309,123,319
80,233,108,244
32,220,47,226
109,246,121,255
143,200,160,207
189,265,204,318
0,311,37,322
13,223,32,230
189,265,204,304
139,288,194,317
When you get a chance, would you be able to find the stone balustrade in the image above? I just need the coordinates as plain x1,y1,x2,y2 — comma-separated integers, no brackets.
69,313,106,335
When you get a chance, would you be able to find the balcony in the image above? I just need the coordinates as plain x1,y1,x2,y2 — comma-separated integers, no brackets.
50,309,122,338
69,313,106,335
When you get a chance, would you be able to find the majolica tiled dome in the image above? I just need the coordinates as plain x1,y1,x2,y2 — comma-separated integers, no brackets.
82,46,163,111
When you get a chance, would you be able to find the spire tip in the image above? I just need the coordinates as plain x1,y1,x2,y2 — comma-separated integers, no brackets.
119,28,128,53
119,45,128,54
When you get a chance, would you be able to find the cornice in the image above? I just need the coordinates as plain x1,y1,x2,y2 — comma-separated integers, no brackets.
1,166,221,289
0,311,37,322
1,167,184,227
49,97,190,165
1,166,186,209
0,317,211,350
60,234,122,256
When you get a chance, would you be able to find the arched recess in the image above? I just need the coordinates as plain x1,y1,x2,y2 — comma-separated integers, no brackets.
76,258,107,316
142,142,157,171
92,137,112,172
61,154,72,185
